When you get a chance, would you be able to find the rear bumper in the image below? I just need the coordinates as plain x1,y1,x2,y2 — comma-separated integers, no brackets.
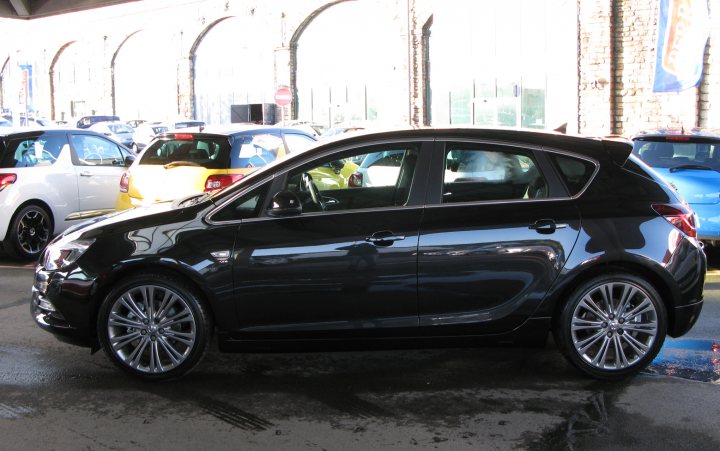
670,299,704,337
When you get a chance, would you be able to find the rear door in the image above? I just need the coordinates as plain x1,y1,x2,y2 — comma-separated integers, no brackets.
418,140,583,336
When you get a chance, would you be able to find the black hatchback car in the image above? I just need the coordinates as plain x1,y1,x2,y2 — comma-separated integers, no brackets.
31,128,706,380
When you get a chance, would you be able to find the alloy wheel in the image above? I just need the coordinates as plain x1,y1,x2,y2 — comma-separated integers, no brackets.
16,208,51,256
570,281,659,371
107,284,198,374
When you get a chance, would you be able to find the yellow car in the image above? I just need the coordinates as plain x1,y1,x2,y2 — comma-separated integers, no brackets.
116,126,318,210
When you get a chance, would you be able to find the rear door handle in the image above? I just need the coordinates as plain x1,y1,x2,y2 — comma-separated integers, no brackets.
365,231,406,246
529,219,567,234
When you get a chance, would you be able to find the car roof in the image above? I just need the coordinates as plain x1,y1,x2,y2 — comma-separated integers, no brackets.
160,124,318,138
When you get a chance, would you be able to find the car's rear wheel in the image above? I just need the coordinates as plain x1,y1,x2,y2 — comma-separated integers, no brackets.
554,273,666,380
3,204,52,260
97,273,212,380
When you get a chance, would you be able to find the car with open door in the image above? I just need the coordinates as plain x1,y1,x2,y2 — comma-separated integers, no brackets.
32,128,706,380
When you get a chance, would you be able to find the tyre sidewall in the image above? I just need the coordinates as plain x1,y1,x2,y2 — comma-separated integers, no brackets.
97,273,212,380
4,204,52,260
555,273,667,380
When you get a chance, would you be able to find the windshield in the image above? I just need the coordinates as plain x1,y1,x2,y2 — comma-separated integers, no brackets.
108,124,134,134
632,139,720,170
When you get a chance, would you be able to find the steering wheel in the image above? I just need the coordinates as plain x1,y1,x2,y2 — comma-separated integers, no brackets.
301,173,325,211
83,152,103,165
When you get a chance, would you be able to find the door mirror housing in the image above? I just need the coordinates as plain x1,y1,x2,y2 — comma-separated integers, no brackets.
124,155,136,167
267,191,302,217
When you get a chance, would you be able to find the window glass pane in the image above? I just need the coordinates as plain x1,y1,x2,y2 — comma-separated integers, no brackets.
283,145,419,213
1,135,65,168
442,146,547,203
231,134,284,169
212,181,270,222
71,135,125,166
550,154,596,196
139,138,228,169
283,134,316,154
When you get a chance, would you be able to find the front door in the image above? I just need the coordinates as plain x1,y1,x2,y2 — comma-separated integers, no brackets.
226,141,431,339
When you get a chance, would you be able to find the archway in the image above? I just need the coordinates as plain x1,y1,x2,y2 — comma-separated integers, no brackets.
112,30,178,121
191,15,276,125
291,0,409,127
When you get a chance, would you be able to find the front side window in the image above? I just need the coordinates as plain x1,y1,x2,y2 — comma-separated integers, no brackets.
442,145,547,203
281,144,420,214
1,134,66,168
212,180,271,222
70,135,126,167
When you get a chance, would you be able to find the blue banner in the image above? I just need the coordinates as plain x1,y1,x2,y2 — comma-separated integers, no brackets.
19,64,33,109
653,0,710,92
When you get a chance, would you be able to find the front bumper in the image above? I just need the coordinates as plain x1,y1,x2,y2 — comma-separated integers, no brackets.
31,266,98,348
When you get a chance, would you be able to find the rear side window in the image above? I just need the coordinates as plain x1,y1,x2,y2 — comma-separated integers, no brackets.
0,134,66,168
550,154,596,196
230,134,285,169
442,145,548,203
139,137,230,169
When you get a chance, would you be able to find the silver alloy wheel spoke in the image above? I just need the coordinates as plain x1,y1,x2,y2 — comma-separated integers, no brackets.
107,284,197,374
571,281,658,371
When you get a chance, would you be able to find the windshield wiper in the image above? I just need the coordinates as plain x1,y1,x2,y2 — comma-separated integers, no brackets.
669,164,718,173
163,161,202,169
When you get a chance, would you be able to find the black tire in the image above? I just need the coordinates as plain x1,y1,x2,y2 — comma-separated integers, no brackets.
97,273,213,380
553,273,667,380
3,204,53,260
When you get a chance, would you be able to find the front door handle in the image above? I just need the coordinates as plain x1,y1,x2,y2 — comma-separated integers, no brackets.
79,171,93,177
365,231,406,246
529,219,567,234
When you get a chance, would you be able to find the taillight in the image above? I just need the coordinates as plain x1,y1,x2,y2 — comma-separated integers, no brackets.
119,172,129,193
204,174,244,192
0,173,17,192
652,203,697,238
348,172,363,188
173,133,194,140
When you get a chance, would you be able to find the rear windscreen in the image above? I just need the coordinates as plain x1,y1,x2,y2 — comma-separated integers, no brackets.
138,137,230,169
632,139,720,170
0,134,66,168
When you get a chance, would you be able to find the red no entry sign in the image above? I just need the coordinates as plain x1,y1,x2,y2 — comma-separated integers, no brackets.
274,87,292,106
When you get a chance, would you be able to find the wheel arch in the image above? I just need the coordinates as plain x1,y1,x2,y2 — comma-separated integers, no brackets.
546,259,677,334
90,260,218,335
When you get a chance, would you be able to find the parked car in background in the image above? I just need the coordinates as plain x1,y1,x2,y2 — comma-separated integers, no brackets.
321,125,366,139
0,128,134,259
89,121,138,152
133,122,169,151
631,129,720,247
0,119,11,129
115,125,317,210
126,119,147,128
33,128,705,380
76,115,121,129
173,120,205,130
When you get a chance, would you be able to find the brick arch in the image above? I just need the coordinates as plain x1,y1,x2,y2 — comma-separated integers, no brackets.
0,56,9,109
49,41,76,121
110,30,143,115
187,16,235,119
289,0,356,119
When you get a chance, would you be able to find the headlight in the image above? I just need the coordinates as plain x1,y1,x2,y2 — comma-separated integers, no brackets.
43,233,95,271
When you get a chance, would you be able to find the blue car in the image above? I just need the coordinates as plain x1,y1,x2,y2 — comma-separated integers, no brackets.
632,129,720,246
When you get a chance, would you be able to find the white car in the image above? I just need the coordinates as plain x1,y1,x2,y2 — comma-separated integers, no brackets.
0,128,134,259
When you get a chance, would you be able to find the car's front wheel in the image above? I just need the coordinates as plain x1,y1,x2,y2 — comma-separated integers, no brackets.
3,204,52,260
554,273,667,380
97,273,212,380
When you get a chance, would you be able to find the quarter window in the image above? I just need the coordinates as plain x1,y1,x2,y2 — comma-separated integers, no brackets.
1,135,66,168
550,154,596,196
442,146,547,203
212,181,270,222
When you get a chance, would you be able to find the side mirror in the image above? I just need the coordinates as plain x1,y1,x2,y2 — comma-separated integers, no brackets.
329,160,344,174
124,155,136,167
267,191,302,217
